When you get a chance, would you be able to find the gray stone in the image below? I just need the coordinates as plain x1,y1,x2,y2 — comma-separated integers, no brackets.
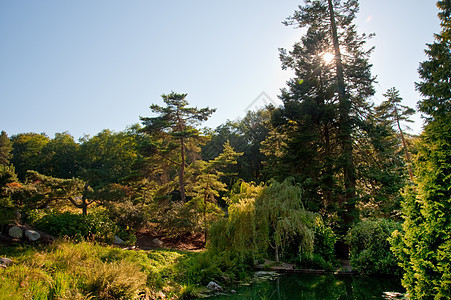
25,230,41,241
153,238,164,247
113,235,125,245
207,281,223,292
0,258,12,266
8,225,23,238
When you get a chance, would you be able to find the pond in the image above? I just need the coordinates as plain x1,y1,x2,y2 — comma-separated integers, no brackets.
208,274,405,300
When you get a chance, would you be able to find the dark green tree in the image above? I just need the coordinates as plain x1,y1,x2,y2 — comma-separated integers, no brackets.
40,132,79,179
391,1,451,298
77,128,141,188
270,0,375,228
11,133,49,179
202,107,272,183
140,92,215,202
0,131,13,166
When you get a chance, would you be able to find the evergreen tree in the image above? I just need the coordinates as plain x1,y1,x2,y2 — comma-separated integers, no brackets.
379,88,415,180
270,0,375,229
140,92,215,202
0,131,13,166
391,1,451,298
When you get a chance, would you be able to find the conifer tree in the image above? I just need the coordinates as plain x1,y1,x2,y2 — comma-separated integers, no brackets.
391,1,451,298
270,0,375,229
140,92,215,202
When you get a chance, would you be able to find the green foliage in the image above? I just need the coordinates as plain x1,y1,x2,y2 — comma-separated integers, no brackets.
34,210,119,243
202,108,272,183
77,129,141,188
105,199,147,231
391,119,451,298
40,132,79,179
297,217,337,270
255,178,317,261
209,179,336,268
347,218,402,276
11,132,50,179
390,2,451,298
154,201,203,237
180,250,251,285
0,130,13,166
140,92,215,202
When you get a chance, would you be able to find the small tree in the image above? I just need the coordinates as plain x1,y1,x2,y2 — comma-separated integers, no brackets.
186,141,243,242
140,92,215,202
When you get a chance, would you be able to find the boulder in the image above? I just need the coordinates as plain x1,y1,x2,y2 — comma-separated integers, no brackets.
25,230,41,241
8,225,23,239
114,235,125,245
207,281,223,292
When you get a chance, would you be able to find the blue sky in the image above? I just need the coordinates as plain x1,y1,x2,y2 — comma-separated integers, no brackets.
0,1,440,139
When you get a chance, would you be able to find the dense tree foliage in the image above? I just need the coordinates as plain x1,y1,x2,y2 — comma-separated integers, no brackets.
263,0,408,236
11,133,49,179
0,131,13,166
391,1,451,298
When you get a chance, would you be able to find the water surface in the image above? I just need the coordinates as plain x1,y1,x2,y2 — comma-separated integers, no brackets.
208,274,405,299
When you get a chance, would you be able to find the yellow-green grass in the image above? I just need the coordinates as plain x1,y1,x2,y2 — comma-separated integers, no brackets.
0,241,201,299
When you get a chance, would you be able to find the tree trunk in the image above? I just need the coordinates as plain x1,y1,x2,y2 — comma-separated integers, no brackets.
395,106,414,180
179,137,186,202
328,0,356,228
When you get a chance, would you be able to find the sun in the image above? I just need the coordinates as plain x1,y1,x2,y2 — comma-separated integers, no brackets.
322,52,335,64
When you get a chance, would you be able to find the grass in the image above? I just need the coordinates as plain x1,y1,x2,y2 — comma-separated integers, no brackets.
0,241,204,299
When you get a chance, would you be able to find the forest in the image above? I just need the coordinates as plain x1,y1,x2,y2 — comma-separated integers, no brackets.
0,0,450,299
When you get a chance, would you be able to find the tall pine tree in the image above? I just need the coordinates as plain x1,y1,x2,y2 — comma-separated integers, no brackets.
268,0,375,230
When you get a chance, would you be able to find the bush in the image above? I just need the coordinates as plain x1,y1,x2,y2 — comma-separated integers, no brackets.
297,217,337,271
34,210,118,243
346,218,402,275
105,200,148,231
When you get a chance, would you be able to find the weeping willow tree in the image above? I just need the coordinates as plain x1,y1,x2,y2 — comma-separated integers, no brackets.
209,179,334,265
255,179,317,262
208,180,263,262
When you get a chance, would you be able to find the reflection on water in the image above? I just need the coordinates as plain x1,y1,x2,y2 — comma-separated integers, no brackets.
208,274,405,300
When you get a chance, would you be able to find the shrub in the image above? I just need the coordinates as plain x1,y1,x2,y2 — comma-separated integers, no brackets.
346,218,402,275
34,210,118,243
105,200,148,230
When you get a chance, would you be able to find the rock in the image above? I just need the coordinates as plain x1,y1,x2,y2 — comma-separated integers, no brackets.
207,281,223,292
231,290,237,294
25,230,41,241
0,258,12,266
0,264,6,269
8,225,23,238
114,235,125,245
152,238,164,247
